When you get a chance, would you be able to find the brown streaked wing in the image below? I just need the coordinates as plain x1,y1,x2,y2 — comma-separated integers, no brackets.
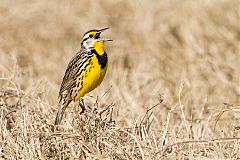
58,50,87,98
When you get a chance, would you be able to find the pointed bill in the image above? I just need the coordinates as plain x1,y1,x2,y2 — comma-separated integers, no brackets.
98,27,109,33
98,37,113,42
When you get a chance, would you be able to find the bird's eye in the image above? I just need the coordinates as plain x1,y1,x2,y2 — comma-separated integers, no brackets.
89,34,93,38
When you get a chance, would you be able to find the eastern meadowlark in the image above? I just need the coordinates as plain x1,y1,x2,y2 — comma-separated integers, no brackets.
54,28,112,125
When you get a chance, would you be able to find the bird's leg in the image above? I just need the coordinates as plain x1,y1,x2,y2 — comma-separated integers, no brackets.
79,98,86,114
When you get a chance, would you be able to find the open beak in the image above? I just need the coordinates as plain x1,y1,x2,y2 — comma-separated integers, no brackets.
95,28,112,41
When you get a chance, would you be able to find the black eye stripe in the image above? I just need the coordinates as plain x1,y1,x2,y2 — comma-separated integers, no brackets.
82,37,88,43
81,33,97,46
84,30,98,36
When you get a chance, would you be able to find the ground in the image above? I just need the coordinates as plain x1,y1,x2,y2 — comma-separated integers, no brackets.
0,0,240,159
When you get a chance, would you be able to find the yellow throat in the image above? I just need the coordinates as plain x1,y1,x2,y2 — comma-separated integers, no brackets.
93,41,105,55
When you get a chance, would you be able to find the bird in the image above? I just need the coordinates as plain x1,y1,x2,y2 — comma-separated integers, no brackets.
54,28,112,125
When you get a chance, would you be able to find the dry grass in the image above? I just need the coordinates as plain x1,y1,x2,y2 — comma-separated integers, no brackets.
0,0,240,159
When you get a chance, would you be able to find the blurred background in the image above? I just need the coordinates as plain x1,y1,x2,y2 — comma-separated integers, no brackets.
0,0,239,130
1,0,240,158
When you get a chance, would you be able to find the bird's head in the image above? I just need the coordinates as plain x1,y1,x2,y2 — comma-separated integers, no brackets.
81,28,112,50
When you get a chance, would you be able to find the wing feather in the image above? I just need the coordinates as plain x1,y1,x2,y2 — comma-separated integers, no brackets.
58,50,88,98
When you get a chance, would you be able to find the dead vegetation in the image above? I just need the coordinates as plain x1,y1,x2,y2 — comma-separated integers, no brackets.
0,0,240,159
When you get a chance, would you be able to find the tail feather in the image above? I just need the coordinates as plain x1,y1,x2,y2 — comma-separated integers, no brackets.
54,107,65,125
54,99,71,125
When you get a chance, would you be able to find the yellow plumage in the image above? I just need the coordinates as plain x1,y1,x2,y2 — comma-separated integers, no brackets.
54,28,111,125
72,42,107,100
79,54,107,97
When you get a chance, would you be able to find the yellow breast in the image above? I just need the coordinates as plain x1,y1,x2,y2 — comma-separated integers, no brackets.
79,54,107,97
70,41,108,101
